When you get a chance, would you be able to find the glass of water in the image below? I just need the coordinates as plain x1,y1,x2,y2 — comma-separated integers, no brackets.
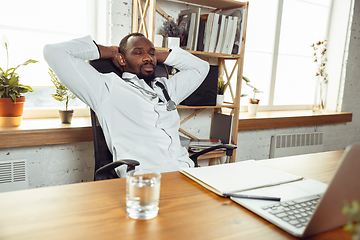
126,169,161,220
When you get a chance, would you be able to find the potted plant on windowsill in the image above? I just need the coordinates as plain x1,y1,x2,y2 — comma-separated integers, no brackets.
217,75,227,105
242,76,262,115
48,68,77,124
0,35,36,127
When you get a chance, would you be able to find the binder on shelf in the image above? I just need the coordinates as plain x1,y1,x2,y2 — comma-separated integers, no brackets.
208,13,220,53
227,16,238,54
216,8,244,55
196,15,207,51
221,16,233,54
178,8,201,51
215,15,226,53
203,12,214,52
187,13,196,50
237,7,246,55
211,112,233,145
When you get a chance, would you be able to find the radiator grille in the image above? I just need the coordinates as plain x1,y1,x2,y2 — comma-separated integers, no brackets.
270,133,324,158
0,159,28,192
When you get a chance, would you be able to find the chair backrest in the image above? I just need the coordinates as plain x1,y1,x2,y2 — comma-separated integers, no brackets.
89,59,169,175
90,109,113,173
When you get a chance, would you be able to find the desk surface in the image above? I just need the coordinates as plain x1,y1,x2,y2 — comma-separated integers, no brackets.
0,150,350,240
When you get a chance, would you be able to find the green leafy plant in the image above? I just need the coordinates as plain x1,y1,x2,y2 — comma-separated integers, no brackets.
342,200,360,240
242,76,262,104
217,75,227,95
0,35,36,102
49,68,76,111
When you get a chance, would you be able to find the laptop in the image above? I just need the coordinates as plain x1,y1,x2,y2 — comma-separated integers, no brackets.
231,144,360,238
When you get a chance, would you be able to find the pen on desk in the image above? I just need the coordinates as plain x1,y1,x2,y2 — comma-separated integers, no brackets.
223,193,281,201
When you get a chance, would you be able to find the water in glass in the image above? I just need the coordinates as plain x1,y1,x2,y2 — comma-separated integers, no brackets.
126,169,161,220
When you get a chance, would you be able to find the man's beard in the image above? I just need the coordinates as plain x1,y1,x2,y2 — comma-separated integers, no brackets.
138,64,155,86
137,72,154,85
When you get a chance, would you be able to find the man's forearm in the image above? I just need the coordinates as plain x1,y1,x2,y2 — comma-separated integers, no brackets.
156,49,170,63
97,44,119,59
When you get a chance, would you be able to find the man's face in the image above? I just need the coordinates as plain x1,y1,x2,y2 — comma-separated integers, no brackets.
121,36,157,83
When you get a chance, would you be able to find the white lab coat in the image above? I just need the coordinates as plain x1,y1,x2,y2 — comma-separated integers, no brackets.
43,36,210,176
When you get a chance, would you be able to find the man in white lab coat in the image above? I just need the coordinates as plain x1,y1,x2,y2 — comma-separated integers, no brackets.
44,33,209,176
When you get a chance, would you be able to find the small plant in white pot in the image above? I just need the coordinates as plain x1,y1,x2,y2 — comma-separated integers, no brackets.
217,75,227,105
242,76,262,115
160,18,185,48
48,68,76,124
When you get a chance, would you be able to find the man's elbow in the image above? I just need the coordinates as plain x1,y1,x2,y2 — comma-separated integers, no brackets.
43,44,56,65
200,61,210,79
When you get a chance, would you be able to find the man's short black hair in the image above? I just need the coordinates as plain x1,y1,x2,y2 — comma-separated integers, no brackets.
119,32,146,55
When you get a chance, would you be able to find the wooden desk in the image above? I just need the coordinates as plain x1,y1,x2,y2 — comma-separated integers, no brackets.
0,150,350,240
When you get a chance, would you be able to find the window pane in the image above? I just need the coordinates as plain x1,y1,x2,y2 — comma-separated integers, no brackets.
0,0,93,111
23,88,86,109
274,55,315,105
242,0,278,106
274,0,331,105
245,0,278,53
242,52,273,105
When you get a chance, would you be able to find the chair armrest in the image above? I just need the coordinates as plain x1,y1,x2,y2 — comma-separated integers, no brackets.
189,144,237,167
94,159,140,181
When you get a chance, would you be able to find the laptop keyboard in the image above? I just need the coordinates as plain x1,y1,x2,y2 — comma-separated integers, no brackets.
261,195,322,228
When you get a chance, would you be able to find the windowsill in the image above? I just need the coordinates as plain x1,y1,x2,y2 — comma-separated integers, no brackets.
238,110,352,131
0,110,352,149
0,117,93,149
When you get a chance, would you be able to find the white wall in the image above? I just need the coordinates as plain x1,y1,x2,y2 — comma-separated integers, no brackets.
1,0,359,191
0,142,94,189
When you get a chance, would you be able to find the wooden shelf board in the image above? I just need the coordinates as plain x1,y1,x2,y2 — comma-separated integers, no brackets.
155,47,241,59
173,0,247,10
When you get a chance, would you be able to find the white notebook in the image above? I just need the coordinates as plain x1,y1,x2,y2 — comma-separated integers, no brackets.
180,160,303,196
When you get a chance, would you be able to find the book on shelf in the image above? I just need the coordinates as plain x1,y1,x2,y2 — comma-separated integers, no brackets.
227,16,238,54
221,16,233,54
180,160,304,197
196,15,207,51
214,15,226,53
178,8,201,51
216,8,244,54
186,13,196,50
203,12,214,52
208,13,220,53
178,10,192,50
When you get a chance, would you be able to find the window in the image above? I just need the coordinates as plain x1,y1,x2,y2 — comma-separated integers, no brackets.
238,0,333,110
0,0,109,118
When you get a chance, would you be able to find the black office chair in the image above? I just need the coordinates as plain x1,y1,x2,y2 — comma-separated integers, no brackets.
89,59,237,180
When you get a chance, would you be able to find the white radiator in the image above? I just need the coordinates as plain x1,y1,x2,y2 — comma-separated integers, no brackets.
270,133,324,158
0,159,28,192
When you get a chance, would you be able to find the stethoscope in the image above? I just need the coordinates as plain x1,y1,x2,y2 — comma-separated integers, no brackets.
122,78,177,111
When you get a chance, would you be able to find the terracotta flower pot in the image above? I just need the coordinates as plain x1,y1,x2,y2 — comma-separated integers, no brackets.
0,97,26,117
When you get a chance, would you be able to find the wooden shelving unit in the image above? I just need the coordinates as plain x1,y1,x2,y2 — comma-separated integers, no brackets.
132,0,249,163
